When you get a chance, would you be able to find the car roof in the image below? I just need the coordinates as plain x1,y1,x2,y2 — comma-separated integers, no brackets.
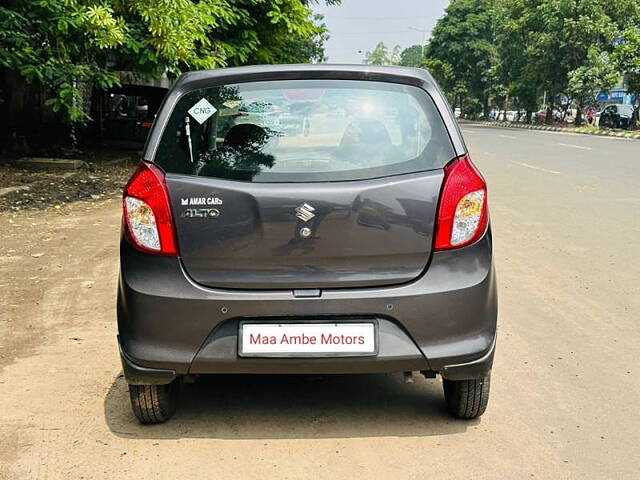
142,64,466,161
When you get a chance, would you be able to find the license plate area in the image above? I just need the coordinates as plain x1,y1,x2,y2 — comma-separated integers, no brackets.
238,320,378,358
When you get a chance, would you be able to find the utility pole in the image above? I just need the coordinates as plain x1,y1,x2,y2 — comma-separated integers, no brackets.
408,27,431,59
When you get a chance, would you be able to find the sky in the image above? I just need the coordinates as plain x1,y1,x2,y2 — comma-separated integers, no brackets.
313,0,450,64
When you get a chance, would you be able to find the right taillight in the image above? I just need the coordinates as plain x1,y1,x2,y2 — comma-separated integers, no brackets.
434,155,488,250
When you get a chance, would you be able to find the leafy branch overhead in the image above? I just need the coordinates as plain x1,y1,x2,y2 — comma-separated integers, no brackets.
0,0,336,123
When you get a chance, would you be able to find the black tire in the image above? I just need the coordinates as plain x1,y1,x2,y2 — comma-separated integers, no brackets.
129,381,179,424
443,374,490,419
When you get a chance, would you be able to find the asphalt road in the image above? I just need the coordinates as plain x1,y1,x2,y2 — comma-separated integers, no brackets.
1,126,639,479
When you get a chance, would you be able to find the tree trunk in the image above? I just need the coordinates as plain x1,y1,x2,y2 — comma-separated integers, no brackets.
1,69,32,152
502,94,509,122
575,105,583,127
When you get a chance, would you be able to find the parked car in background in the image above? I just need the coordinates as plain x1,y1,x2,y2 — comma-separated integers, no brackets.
101,86,167,143
505,110,519,122
537,109,570,124
599,104,634,130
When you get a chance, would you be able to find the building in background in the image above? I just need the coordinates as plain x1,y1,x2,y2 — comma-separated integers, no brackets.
596,75,637,108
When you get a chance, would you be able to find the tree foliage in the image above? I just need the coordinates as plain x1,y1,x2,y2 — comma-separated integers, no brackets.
419,0,640,123
424,0,498,116
422,58,455,92
398,45,424,67
270,14,330,64
0,0,335,123
364,41,401,65
568,46,618,122
612,26,640,106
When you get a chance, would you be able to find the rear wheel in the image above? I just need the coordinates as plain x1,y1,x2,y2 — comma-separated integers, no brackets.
443,374,490,419
129,380,179,424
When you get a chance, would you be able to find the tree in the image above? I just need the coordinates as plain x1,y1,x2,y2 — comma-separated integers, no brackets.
613,26,640,126
364,41,402,65
527,0,619,123
399,45,424,67
424,0,498,118
496,0,640,124
269,14,331,64
493,0,540,121
425,0,640,124
568,47,618,125
0,0,336,128
364,41,389,65
422,58,455,93
389,45,402,65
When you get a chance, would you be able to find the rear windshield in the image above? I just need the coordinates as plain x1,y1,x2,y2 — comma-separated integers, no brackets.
154,79,455,182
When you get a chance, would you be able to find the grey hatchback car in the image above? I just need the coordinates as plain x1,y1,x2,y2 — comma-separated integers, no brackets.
118,65,497,423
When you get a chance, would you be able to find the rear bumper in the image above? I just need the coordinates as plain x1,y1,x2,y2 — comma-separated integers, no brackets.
119,334,496,385
117,230,497,383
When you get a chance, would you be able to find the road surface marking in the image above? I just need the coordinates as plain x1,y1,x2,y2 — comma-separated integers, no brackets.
499,134,517,139
511,161,560,174
558,143,592,150
461,129,476,134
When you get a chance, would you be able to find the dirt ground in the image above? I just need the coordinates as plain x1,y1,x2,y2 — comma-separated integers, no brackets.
0,152,137,212
1,128,639,479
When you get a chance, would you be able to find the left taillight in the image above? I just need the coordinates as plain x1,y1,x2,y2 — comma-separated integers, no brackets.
123,161,178,256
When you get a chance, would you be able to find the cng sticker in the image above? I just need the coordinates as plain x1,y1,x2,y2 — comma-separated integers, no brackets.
188,98,217,124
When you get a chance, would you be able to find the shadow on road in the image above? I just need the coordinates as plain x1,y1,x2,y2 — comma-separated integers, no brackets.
104,372,475,439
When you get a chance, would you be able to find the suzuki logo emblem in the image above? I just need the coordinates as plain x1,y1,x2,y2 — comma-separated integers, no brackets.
295,203,315,222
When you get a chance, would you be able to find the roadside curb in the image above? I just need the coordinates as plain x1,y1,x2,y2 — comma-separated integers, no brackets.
459,120,640,140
